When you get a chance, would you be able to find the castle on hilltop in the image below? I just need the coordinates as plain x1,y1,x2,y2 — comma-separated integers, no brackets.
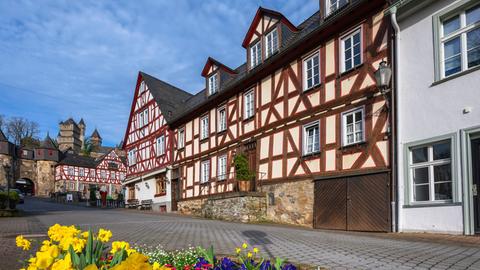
0,118,125,197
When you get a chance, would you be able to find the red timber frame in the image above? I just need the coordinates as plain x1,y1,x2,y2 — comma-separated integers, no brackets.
171,0,392,201
122,73,173,179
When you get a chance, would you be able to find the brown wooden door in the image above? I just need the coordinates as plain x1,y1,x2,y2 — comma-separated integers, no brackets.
314,172,391,232
171,179,179,211
314,179,347,230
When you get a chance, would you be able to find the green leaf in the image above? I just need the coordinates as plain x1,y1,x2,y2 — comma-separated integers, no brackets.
274,257,285,270
68,245,80,267
86,229,93,264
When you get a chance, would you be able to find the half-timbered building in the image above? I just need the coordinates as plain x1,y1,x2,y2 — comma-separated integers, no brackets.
122,0,393,231
54,149,126,198
122,72,192,212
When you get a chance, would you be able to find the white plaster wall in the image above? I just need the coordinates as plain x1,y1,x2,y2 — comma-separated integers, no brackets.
130,170,172,211
397,0,480,234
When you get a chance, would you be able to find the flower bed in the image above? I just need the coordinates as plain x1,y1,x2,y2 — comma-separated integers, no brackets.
16,224,298,270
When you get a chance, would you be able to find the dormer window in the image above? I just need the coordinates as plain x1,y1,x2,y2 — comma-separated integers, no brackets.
325,0,348,16
138,81,145,94
208,73,218,95
265,28,279,58
250,41,262,68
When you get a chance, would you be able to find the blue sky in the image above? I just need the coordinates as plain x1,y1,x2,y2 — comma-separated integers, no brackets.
0,0,318,146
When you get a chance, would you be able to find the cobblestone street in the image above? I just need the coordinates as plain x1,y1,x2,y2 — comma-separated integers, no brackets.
1,198,480,270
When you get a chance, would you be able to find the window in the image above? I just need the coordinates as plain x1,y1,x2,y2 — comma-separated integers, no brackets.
156,178,166,195
208,73,218,95
303,52,320,90
139,81,145,94
89,170,95,177
138,109,149,128
79,168,84,177
101,171,106,179
128,186,135,200
200,116,209,140
250,40,262,68
265,28,279,58
178,128,185,149
342,107,365,146
409,140,453,203
325,0,348,16
244,90,255,119
156,135,165,156
68,167,74,176
120,173,125,181
440,4,480,78
217,155,227,181
303,122,320,155
341,28,362,72
218,107,227,132
128,149,136,166
201,160,210,183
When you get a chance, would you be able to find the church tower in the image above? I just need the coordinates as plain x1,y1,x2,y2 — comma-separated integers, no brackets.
90,129,102,147
78,118,86,148
57,118,82,152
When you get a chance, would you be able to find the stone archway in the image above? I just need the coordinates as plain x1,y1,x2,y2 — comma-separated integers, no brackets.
16,178,35,196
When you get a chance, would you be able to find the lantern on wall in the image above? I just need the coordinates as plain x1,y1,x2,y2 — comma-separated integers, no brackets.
374,61,392,91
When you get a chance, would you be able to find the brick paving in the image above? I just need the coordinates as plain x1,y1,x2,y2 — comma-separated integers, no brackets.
1,197,480,270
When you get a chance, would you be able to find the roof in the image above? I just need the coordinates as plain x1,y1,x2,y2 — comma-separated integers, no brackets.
59,152,97,168
78,118,85,126
40,134,57,150
140,71,193,123
91,128,101,139
61,118,78,126
201,57,237,77
242,6,299,48
0,128,7,142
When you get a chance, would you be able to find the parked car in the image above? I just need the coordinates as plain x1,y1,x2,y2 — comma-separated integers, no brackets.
11,189,25,204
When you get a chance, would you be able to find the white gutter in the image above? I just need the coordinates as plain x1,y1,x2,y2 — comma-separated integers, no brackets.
390,6,401,233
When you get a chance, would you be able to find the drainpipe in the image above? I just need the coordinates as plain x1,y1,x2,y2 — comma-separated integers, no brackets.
390,6,401,233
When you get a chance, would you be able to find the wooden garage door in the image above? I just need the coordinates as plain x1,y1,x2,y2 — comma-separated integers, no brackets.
314,172,391,232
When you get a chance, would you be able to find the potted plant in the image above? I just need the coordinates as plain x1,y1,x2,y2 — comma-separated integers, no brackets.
233,153,255,192
8,191,19,209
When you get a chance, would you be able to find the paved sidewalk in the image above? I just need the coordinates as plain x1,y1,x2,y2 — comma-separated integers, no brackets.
1,198,480,270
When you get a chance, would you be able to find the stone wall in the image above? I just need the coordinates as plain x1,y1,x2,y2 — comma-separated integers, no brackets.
0,154,12,187
261,179,314,227
178,192,267,223
35,160,56,196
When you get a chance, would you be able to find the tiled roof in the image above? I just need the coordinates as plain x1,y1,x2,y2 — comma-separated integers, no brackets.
91,128,101,139
0,128,7,142
40,134,57,150
59,152,97,168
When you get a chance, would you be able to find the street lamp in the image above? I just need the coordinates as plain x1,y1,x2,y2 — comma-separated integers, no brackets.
374,60,392,108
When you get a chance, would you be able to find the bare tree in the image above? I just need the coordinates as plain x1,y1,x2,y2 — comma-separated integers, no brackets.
6,117,40,145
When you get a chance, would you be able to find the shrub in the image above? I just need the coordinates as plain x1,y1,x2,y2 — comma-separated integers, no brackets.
233,153,254,181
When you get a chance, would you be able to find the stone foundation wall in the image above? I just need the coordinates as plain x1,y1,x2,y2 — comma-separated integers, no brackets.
261,179,314,227
178,192,267,223
0,154,12,187
35,160,56,196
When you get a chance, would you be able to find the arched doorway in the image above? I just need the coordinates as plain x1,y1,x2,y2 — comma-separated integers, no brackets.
16,178,35,196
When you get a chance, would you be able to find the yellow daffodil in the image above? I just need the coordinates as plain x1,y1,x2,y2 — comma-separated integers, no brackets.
16,235,31,251
110,241,131,254
35,251,54,269
242,243,248,249
97,228,112,243
51,253,73,270
253,247,259,254
84,264,99,270
235,247,241,254
152,262,161,270
247,252,253,258
81,231,90,239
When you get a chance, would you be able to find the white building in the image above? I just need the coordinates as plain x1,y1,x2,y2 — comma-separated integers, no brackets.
391,0,480,234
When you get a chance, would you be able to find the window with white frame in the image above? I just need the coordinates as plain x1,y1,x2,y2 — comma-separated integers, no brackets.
101,170,106,179
178,128,185,149
250,40,262,68
409,140,453,203
217,155,227,181
201,160,210,183
265,28,279,58
68,167,74,176
341,28,362,72
200,116,209,140
439,4,480,78
89,170,95,177
138,109,149,128
79,168,84,177
244,90,255,119
128,149,136,166
325,0,349,16
156,135,165,156
218,107,227,132
303,52,320,90
342,107,364,146
303,122,320,155
208,73,218,95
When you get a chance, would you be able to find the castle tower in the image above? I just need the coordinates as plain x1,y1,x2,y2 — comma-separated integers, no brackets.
57,118,82,152
78,118,86,148
34,134,59,196
0,128,14,187
90,129,102,147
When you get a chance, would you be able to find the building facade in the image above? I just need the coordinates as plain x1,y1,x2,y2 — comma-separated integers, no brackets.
392,0,480,235
54,149,126,198
123,0,394,231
